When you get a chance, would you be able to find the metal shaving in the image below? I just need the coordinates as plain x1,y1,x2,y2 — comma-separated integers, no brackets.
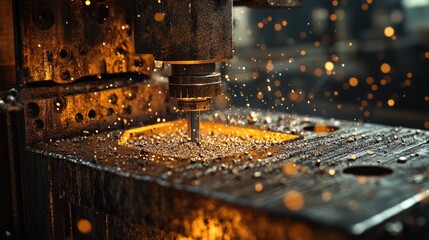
126,130,273,161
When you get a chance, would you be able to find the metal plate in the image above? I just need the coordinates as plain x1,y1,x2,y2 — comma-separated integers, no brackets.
27,109,429,239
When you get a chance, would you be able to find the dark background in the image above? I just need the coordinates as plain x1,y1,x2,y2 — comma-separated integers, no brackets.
223,0,429,129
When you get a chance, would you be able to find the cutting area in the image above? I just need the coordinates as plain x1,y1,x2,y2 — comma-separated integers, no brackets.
120,120,299,161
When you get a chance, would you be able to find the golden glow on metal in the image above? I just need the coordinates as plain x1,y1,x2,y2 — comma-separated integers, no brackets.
312,124,337,134
119,120,298,145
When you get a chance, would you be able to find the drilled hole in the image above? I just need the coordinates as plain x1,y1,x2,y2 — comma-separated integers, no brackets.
88,110,96,120
343,166,393,176
75,113,84,123
32,8,55,30
61,70,71,80
27,102,40,118
107,108,114,117
134,59,143,67
303,124,339,134
59,48,69,59
34,120,44,131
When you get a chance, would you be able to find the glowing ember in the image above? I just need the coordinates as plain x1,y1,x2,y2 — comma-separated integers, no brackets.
384,26,395,38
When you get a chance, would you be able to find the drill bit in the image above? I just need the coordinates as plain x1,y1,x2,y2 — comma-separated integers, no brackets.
188,111,200,143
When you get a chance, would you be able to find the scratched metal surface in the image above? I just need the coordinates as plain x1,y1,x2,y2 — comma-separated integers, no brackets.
28,108,429,239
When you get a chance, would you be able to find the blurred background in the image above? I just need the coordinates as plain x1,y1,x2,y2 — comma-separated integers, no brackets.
219,0,429,129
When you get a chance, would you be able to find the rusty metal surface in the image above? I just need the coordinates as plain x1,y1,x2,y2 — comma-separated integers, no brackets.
18,0,153,84
27,109,429,239
23,76,172,145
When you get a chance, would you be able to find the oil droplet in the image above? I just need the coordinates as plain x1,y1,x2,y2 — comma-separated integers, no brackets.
266,60,274,71
387,99,395,107
283,190,304,211
77,218,92,234
254,183,264,192
283,162,297,176
321,191,331,202
154,12,164,22
349,77,359,87
380,63,391,74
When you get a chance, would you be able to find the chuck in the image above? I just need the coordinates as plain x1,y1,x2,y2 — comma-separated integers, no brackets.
169,63,221,143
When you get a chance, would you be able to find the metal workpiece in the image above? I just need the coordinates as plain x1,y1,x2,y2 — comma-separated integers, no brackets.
135,0,233,62
26,109,429,239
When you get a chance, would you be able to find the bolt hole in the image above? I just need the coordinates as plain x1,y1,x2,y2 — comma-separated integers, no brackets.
107,108,115,117
32,8,55,30
343,166,393,176
34,120,44,131
27,102,40,118
303,124,339,134
58,48,71,60
88,110,97,120
134,59,143,67
88,110,96,120
61,70,71,80
75,113,84,123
